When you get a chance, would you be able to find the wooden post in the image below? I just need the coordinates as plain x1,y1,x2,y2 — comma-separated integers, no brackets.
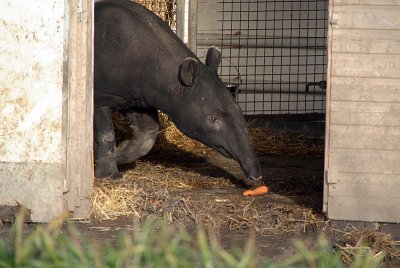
176,0,185,41
63,0,94,219
188,0,197,52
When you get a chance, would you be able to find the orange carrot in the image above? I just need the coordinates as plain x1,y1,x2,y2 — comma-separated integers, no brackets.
242,186,269,197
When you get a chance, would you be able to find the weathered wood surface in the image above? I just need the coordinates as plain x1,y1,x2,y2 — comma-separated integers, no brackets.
325,0,400,222
330,125,400,149
333,5,400,30
63,0,94,219
328,196,400,223
330,148,400,174
332,54,400,79
330,77,400,103
330,100,400,126
334,0,400,6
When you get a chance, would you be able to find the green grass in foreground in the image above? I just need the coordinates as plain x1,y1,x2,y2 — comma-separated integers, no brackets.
0,212,384,268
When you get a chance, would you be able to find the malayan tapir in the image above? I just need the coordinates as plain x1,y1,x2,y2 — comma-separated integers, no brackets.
94,0,263,184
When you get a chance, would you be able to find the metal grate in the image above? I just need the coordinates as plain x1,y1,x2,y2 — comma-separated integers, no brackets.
197,0,328,115
133,0,177,31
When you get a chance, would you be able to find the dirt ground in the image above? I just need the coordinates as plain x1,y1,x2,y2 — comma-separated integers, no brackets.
1,127,400,267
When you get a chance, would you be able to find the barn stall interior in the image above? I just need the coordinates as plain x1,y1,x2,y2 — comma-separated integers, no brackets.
1,0,400,265
99,0,327,230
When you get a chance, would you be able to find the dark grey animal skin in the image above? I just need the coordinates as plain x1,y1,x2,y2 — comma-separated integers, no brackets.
94,0,263,183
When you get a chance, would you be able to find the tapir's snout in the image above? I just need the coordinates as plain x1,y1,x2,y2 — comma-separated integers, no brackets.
229,134,263,183
212,118,263,185
242,154,263,181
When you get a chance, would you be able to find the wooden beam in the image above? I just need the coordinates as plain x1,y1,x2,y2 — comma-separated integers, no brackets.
63,0,94,219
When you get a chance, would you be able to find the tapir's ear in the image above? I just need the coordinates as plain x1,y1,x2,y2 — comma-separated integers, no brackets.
179,57,199,87
205,46,221,71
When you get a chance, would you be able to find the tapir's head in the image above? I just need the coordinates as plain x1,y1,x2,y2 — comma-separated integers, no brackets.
169,47,262,181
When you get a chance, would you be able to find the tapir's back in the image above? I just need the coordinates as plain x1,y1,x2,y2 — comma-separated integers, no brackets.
94,0,194,108
96,0,188,52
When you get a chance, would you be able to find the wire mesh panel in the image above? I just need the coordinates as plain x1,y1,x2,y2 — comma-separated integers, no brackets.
197,0,328,115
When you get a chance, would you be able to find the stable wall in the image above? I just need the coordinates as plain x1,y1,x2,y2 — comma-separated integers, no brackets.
0,0,93,222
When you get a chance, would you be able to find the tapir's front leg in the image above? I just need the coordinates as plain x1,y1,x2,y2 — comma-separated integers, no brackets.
93,106,122,179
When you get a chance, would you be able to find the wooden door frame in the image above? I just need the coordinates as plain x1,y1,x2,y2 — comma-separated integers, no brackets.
62,0,94,219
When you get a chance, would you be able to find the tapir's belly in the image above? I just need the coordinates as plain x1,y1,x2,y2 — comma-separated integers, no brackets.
94,88,147,111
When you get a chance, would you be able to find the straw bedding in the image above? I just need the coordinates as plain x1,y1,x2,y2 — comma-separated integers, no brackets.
91,112,399,263
94,112,326,232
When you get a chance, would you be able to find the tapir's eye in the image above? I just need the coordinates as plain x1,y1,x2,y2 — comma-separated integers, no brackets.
209,115,220,124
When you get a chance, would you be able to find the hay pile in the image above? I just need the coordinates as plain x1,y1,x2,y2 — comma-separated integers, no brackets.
334,225,400,264
155,113,213,157
133,0,176,30
92,161,328,234
250,128,324,158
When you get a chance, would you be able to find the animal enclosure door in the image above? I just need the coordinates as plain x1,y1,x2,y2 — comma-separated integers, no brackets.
0,0,93,222
324,0,400,222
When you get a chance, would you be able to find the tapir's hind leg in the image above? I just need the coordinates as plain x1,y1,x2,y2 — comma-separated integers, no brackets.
94,106,121,179
116,108,159,165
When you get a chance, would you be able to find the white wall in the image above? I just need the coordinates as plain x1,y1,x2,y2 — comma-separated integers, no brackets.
0,0,65,221
0,0,94,222
0,0,64,162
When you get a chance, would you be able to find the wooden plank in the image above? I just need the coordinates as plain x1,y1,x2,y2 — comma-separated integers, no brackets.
332,29,400,54
176,0,185,40
331,100,400,113
330,125,400,150
331,53,400,79
327,195,400,222
330,77,400,103
334,0,400,6
331,110,400,127
188,0,198,52
329,181,400,198
63,0,93,219
330,171,399,185
329,148,400,174
330,101,400,126
323,0,334,213
333,5,400,30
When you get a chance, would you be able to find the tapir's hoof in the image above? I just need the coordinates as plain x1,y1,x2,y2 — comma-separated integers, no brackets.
94,157,122,179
